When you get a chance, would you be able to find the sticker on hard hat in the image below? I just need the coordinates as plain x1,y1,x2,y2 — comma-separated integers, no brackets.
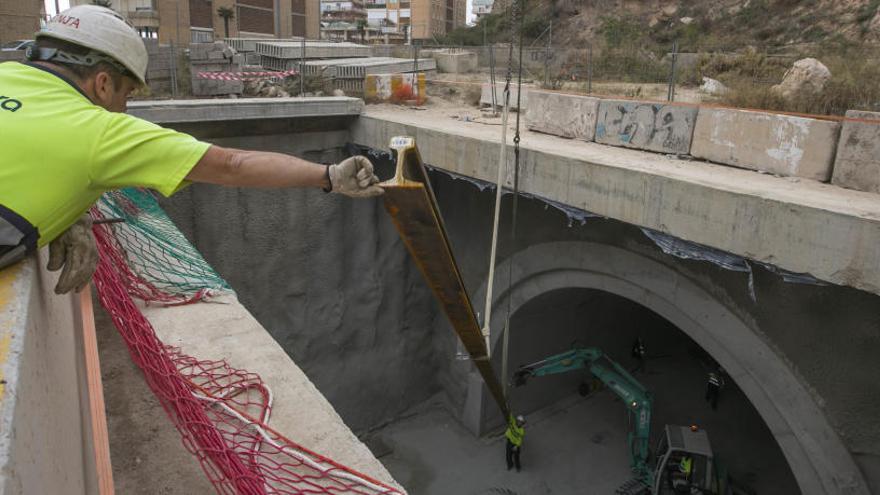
50,14,81,29
0,96,22,113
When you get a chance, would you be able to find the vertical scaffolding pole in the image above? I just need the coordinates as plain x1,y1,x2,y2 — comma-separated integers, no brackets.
300,37,306,97
667,40,678,102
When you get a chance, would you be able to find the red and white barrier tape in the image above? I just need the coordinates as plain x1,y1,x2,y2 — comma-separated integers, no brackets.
197,70,298,81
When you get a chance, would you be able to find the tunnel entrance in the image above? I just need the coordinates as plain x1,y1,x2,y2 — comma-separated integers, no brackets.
498,288,800,494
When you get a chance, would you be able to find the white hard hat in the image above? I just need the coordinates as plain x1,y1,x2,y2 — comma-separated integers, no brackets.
37,5,147,85
515,415,526,424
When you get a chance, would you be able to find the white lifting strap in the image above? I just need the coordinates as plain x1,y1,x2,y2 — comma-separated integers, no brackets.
481,83,513,357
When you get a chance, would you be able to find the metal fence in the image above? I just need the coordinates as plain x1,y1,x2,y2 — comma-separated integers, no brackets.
401,42,880,116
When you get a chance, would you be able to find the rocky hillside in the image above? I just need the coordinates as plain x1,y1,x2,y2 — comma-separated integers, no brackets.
483,0,880,50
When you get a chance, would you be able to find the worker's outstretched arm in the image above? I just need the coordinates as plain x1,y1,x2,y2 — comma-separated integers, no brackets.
186,145,383,197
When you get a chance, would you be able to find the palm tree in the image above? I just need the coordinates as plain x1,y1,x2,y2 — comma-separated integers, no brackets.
217,6,235,39
356,19,367,43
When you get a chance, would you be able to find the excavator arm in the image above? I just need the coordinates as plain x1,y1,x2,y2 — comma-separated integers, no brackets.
514,348,654,484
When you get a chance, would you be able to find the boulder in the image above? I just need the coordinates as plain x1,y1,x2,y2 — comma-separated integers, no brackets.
772,58,831,99
661,5,678,16
700,77,728,96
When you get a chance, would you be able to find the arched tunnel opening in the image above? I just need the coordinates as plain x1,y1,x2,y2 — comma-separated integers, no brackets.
495,287,800,494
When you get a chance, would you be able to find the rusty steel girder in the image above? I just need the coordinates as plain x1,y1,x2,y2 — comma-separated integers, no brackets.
379,136,510,420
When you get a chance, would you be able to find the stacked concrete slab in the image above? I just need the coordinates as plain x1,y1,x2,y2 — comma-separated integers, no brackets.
526,91,601,141
189,41,244,96
691,108,841,181
255,41,370,59
299,57,379,77
433,49,478,73
595,99,698,155
225,37,300,53
831,110,880,193
480,82,531,110
334,58,435,79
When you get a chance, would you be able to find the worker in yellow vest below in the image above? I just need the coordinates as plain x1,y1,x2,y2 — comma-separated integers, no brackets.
505,414,526,472
0,5,383,293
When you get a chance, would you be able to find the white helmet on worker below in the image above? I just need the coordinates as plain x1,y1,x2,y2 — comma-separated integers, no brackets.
515,415,526,425
37,5,147,85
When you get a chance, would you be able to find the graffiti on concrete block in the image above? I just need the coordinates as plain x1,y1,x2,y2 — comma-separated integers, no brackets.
595,101,697,154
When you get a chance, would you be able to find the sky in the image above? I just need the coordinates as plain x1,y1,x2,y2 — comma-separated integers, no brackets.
46,0,478,28
44,0,70,16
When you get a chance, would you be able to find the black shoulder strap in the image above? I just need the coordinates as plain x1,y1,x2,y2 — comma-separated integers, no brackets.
0,204,39,270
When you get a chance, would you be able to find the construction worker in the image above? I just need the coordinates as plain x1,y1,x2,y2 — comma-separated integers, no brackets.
705,368,725,410
631,336,647,372
0,5,382,293
505,414,526,472
671,455,693,493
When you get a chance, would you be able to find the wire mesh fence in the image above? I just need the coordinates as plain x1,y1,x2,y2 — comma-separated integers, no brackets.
405,42,880,116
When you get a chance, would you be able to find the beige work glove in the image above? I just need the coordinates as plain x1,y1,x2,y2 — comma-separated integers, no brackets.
47,215,99,294
327,156,384,198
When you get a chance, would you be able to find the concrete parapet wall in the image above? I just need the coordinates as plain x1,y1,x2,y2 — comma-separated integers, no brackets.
364,73,426,103
433,50,478,73
141,293,403,491
480,82,531,110
355,108,880,296
691,107,841,181
128,97,363,124
0,255,100,495
832,110,880,193
526,91,600,141
595,99,698,155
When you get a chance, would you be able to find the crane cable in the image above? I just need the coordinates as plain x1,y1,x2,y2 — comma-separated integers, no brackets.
481,0,526,404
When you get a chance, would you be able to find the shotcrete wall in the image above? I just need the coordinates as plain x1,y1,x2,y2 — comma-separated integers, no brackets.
157,120,441,432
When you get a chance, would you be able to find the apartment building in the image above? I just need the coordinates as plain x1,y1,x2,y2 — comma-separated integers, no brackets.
0,0,42,45
364,0,463,41
70,0,320,45
471,0,493,22
320,0,366,24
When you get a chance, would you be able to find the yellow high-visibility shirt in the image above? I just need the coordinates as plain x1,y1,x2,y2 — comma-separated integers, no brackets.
505,416,525,447
0,62,210,246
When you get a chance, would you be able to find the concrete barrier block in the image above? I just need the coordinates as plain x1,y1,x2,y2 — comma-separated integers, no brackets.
831,110,880,193
595,99,698,154
526,91,600,141
692,108,840,181
480,82,529,111
433,50,478,73
363,73,426,103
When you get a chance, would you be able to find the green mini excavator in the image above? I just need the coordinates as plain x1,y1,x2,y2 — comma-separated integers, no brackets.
514,348,736,495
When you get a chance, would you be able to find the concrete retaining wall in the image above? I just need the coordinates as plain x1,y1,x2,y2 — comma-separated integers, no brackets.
692,107,841,181
0,256,99,495
526,91,600,141
832,110,880,193
595,99,698,154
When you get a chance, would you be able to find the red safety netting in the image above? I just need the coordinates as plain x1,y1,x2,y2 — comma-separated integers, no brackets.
90,195,402,495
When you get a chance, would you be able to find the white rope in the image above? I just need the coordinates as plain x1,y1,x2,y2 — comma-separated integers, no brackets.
481,85,513,357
